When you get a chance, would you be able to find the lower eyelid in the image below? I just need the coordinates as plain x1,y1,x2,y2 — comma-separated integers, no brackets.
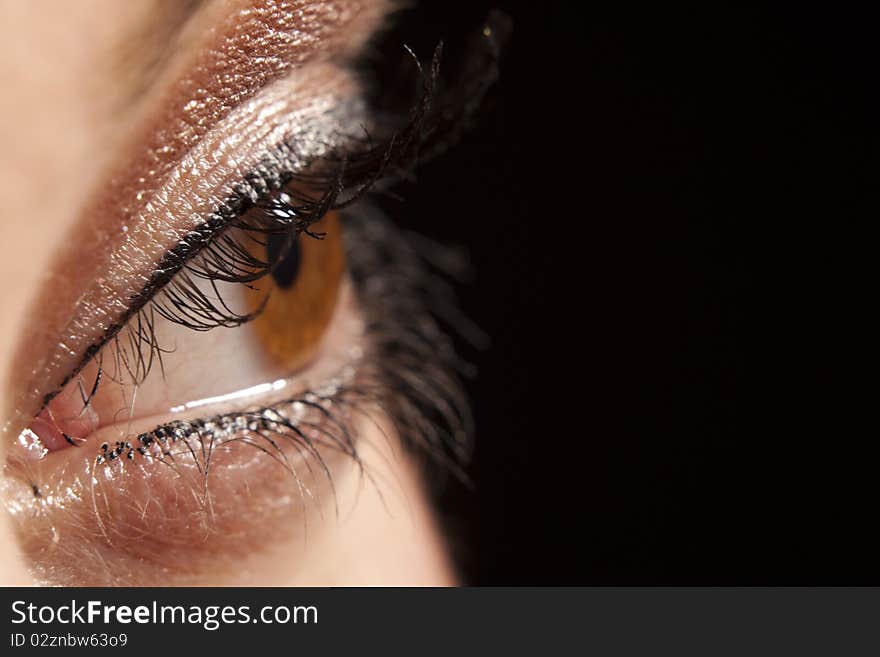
9,418,354,585
4,284,368,584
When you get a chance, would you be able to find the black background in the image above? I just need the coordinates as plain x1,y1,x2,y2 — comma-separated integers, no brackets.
380,2,874,583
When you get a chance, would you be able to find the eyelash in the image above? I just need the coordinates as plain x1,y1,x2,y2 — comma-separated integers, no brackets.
94,207,475,491
41,14,505,490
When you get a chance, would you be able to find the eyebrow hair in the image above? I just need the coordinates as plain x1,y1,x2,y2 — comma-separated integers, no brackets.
115,0,209,106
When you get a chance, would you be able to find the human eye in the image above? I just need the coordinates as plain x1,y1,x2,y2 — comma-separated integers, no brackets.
1,1,505,586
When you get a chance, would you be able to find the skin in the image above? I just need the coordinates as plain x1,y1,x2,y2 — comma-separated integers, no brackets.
0,0,455,585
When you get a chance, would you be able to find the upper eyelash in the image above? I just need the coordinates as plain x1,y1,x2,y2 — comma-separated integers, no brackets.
43,10,508,412
45,46,440,411
136,190,332,334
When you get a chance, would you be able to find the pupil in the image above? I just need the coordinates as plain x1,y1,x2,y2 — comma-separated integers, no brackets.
266,232,301,289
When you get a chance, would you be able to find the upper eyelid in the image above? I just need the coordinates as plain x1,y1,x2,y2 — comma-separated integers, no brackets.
15,39,434,426
33,80,365,413
4,0,393,434
48,68,422,412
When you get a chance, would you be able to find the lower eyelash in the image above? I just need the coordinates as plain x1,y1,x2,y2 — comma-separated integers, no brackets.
90,206,475,495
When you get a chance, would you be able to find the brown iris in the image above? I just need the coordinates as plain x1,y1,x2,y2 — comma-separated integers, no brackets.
247,211,345,371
